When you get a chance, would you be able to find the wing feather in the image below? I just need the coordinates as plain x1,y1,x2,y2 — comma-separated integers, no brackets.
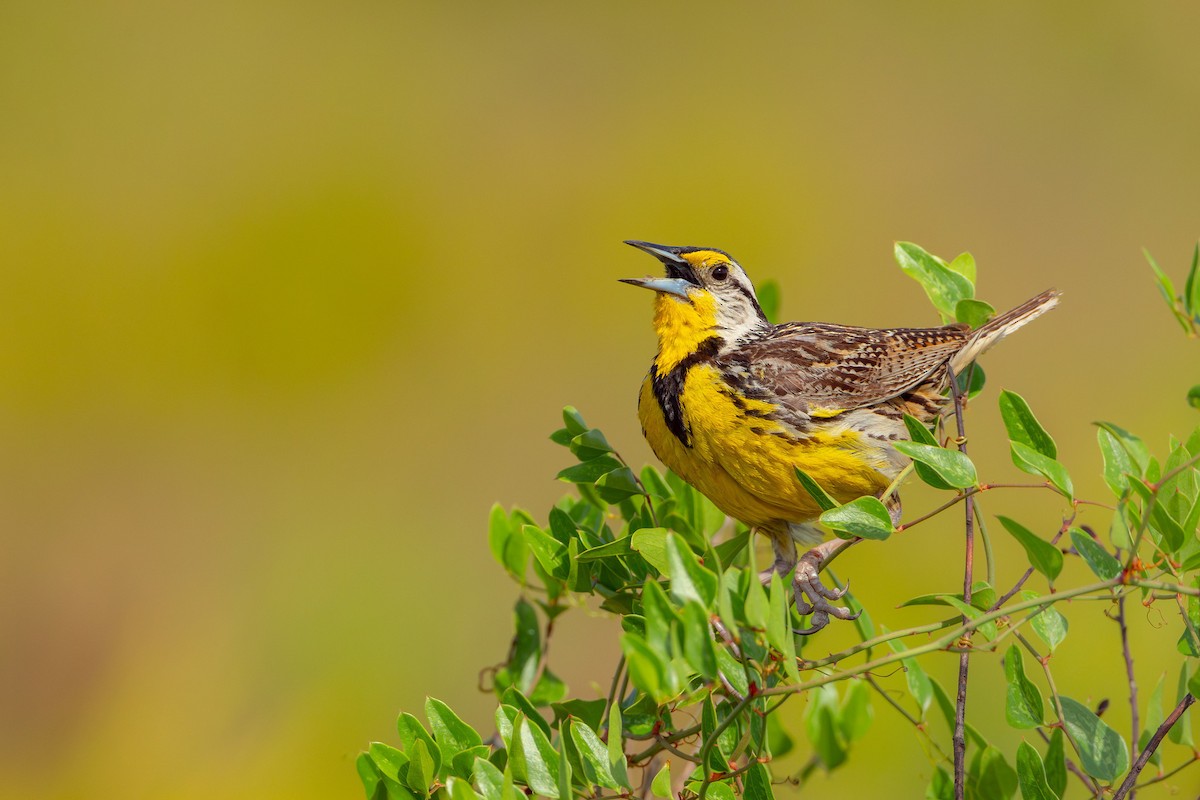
719,322,970,414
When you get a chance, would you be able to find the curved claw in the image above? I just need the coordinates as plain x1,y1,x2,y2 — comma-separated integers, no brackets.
792,562,859,634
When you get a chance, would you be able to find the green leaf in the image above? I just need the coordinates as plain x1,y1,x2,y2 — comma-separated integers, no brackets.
893,440,978,489
705,782,737,800
567,719,621,790
767,712,794,759
357,752,385,797
997,516,1063,582
1097,428,1136,497
556,454,622,484
509,715,560,798
757,279,781,323
839,680,874,742
1186,241,1200,318
368,742,408,782
576,536,633,562
621,633,675,703
1044,729,1066,798
795,467,838,511
948,251,977,285
595,467,644,502
1003,645,1044,729
570,428,613,459
887,634,932,713
446,777,482,800
713,529,751,568
940,595,997,641
451,747,490,781
804,685,847,769
1015,741,1057,800
551,699,606,732
562,406,588,435
680,601,719,680
819,495,894,540
641,578,676,655
500,688,553,737
901,415,956,490
956,298,995,328
1059,696,1129,781
894,241,975,320
488,505,512,570
927,766,954,800
903,414,940,446
716,647,748,698
1094,422,1150,473
970,746,1018,800
743,762,775,800
397,713,442,781
472,756,504,800
509,599,542,695
522,525,569,580
664,532,718,608
630,528,670,574
1146,247,1192,332
955,362,987,399
899,581,995,611
1010,442,1073,499
406,738,434,795
425,698,483,766
649,762,671,798
999,391,1057,459
1022,591,1068,651
1170,664,1195,746
768,571,801,682
606,702,630,787
1069,528,1121,580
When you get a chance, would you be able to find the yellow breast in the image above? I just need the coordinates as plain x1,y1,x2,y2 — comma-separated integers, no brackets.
638,364,891,533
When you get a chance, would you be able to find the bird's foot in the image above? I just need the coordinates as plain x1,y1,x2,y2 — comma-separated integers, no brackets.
756,528,798,587
792,542,860,635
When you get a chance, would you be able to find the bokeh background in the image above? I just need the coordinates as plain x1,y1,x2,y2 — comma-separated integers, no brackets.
2,2,1199,797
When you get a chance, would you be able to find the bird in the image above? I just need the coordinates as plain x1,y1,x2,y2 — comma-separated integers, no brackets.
621,240,1059,632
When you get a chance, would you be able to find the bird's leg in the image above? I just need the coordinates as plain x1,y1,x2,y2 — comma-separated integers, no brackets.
793,538,862,635
885,493,903,527
757,528,797,586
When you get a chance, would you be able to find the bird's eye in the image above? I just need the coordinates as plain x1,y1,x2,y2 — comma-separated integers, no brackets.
712,265,729,281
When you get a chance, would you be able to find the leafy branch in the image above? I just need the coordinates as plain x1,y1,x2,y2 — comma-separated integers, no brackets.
358,243,1200,800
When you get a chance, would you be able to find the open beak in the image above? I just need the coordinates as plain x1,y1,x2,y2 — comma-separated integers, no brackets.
618,276,694,299
620,240,698,299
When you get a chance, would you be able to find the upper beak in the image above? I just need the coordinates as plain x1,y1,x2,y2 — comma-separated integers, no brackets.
618,276,694,299
620,239,697,299
623,240,688,264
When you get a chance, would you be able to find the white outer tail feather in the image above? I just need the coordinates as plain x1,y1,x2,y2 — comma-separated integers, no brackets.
949,289,1061,376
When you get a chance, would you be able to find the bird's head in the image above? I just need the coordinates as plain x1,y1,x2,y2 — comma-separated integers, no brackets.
621,240,769,365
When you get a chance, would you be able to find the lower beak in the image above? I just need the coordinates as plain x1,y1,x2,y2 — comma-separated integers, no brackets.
619,277,694,299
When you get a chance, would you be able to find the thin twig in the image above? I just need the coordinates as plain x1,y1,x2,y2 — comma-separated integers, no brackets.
1116,595,1140,788
697,695,755,800
1113,693,1197,800
1132,753,1200,791
948,367,973,800
763,578,1131,699
865,674,953,763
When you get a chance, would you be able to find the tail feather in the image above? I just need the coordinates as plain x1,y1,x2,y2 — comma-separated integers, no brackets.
949,289,1061,374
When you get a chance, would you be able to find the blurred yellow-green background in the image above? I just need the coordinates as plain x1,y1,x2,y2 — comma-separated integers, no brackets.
2,2,1199,797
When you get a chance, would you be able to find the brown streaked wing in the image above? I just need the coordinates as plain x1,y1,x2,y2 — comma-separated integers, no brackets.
721,322,971,412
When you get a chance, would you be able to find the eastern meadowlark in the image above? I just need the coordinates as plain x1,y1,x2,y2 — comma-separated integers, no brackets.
622,240,1059,632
